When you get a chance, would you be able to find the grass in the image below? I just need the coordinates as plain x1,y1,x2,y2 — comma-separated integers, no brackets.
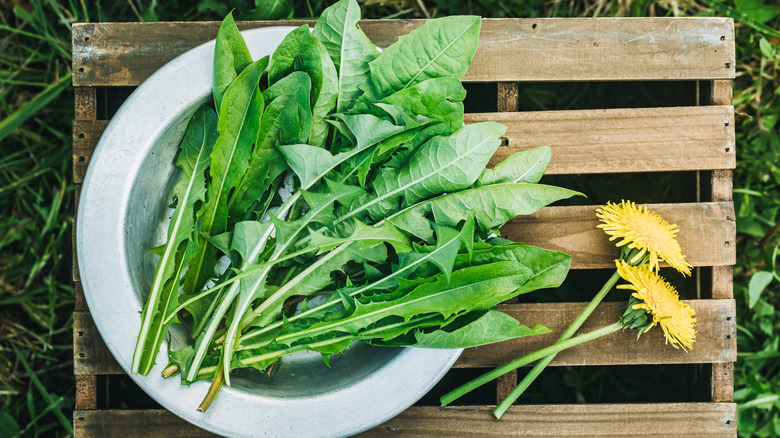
0,0,777,436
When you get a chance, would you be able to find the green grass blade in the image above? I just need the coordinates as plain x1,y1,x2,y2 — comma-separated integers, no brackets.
0,72,71,144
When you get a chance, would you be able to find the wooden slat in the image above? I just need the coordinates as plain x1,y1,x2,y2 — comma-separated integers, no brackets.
504,202,735,270
712,363,735,402
73,120,107,184
456,300,736,368
74,87,97,120
74,403,736,437
74,410,217,438
70,106,735,183
74,312,121,375
72,18,735,87
75,375,97,410
73,299,734,375
709,79,735,403
495,81,520,399
473,105,736,174
360,404,737,437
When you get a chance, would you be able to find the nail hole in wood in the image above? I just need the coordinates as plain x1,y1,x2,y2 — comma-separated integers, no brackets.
78,67,85,72
726,316,733,321
84,36,90,41
500,137,509,147
725,148,730,153
725,63,730,69
78,156,85,162
725,335,731,339
725,121,730,126
532,23,537,29
726,420,732,425
78,132,85,139
77,331,85,336
78,353,86,358
720,36,726,41
77,416,85,421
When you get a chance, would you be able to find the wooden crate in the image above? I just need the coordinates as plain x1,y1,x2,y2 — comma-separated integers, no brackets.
72,18,737,437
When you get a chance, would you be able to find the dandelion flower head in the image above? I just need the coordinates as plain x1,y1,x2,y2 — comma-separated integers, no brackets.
596,200,692,276
616,260,696,351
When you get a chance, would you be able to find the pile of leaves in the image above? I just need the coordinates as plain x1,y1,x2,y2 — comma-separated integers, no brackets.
131,0,579,409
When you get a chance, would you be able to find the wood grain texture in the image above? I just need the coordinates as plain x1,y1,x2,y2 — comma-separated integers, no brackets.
73,120,107,184
497,83,519,112
358,403,737,437
73,299,735,375
456,300,736,368
70,107,735,183
74,87,96,120
74,403,736,437
496,372,517,403
503,202,735,270
75,375,97,410
74,312,121,375
712,363,734,402
71,18,735,87
74,410,217,438
471,105,736,174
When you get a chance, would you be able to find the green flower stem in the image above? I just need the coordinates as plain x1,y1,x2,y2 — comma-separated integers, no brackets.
440,321,622,408
492,270,621,418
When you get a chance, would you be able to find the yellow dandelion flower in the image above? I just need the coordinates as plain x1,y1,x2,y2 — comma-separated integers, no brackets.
615,260,696,351
596,200,692,276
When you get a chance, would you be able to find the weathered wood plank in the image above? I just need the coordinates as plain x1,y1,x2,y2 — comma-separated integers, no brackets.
74,403,736,437
457,300,736,368
70,106,735,183
73,120,108,184
72,18,735,87
74,312,121,375
75,375,97,410
74,410,217,438
504,202,735,270
73,299,735,375
712,363,734,402
74,87,97,120
360,403,737,437
473,105,736,174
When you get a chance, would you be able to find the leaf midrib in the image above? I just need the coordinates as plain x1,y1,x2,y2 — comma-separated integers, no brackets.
339,132,492,222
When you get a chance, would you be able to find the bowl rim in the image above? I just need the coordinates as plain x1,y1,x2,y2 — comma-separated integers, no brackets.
76,25,462,438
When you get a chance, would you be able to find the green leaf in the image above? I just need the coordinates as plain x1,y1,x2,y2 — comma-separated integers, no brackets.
272,260,534,346
184,58,268,297
279,113,419,188
0,411,20,438
308,218,412,254
259,71,313,149
477,146,552,186
760,37,775,59
0,72,70,144
345,122,506,222
749,271,774,308
269,25,323,105
411,310,550,348
379,78,466,132
132,105,218,375
310,38,339,146
235,0,293,20
390,183,581,241
360,16,480,104
213,12,254,112
200,57,267,238
312,0,380,112
249,242,387,329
